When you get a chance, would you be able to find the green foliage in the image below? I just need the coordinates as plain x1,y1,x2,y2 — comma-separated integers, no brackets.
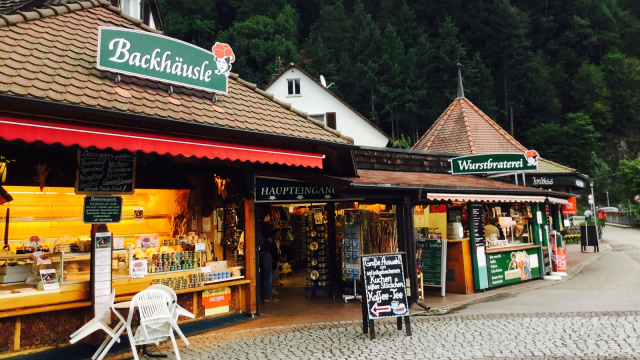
617,157,640,200
158,0,218,46
216,5,300,85
157,0,640,196
390,135,412,150
525,113,600,173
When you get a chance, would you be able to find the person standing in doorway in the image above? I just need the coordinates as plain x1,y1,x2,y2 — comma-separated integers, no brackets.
259,212,278,302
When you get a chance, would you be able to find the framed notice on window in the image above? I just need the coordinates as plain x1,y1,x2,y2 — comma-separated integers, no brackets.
92,232,113,317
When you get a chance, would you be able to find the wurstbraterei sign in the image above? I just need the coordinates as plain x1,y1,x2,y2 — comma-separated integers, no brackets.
97,27,235,94
361,253,409,319
450,150,540,175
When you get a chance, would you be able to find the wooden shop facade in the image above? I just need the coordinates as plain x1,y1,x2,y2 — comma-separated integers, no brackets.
0,1,579,357
0,1,355,356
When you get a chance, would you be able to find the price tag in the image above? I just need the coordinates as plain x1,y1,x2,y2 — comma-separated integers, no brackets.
195,243,206,252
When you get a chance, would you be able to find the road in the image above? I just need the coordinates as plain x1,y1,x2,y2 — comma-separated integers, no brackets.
106,226,640,359
450,225,640,315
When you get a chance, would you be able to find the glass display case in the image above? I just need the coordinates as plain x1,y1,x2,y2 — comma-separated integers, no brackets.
112,249,131,280
0,254,34,285
59,252,90,284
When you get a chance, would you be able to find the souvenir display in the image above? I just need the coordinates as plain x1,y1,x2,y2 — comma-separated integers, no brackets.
341,210,362,302
304,210,329,297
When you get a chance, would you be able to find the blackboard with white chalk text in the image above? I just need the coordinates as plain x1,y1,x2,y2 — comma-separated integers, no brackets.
76,148,135,194
361,253,409,320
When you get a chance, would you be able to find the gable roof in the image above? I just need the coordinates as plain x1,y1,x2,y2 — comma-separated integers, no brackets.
0,0,352,146
265,62,391,142
412,97,578,174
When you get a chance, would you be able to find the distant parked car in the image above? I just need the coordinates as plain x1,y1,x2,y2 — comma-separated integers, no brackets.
600,207,620,212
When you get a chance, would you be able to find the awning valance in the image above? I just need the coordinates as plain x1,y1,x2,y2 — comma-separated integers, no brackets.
0,117,324,168
546,197,570,205
426,193,547,203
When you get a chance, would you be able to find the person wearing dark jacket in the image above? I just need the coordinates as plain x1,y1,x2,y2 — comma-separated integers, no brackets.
259,213,278,302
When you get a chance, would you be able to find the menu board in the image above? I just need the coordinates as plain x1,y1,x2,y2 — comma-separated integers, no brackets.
361,253,409,320
76,148,135,194
417,240,442,286
470,203,485,247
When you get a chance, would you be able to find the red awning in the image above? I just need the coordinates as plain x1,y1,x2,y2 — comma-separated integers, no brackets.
0,116,324,168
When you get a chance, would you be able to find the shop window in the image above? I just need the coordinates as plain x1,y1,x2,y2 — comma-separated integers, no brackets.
287,79,300,96
484,203,533,248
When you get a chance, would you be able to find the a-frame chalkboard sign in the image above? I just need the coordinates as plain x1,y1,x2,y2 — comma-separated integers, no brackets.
360,252,411,339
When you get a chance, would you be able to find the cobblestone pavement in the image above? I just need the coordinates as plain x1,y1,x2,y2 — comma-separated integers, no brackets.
118,310,640,360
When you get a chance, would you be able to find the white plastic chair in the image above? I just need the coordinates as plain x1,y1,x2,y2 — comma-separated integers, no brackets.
148,284,194,345
125,288,181,360
69,289,126,360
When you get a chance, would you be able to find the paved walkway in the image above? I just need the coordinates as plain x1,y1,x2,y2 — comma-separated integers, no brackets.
101,228,631,360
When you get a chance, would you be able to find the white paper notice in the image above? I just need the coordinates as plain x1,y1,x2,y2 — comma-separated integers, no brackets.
93,232,113,318
195,243,206,252
131,260,147,278
114,237,125,249
40,269,60,291
476,246,486,267
202,217,211,232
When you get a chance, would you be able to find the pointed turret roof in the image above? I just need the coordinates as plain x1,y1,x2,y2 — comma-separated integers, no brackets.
412,98,527,155
412,70,578,174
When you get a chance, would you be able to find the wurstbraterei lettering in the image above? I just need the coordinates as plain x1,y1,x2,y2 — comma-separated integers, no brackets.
361,253,408,319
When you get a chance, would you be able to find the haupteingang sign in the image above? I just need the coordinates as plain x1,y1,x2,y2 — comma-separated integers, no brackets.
450,150,539,174
97,27,235,94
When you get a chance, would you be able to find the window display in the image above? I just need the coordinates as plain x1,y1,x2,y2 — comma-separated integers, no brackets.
484,204,533,248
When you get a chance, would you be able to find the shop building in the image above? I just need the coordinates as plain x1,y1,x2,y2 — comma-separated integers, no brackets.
348,148,572,298
0,1,356,356
407,69,583,294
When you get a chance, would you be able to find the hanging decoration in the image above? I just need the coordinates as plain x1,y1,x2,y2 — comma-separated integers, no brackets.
34,164,50,191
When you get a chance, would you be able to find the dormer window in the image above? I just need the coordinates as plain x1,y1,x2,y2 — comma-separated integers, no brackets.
287,79,300,96
111,0,163,31
120,0,141,18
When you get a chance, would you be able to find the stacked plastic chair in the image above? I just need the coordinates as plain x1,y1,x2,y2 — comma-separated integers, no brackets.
69,289,126,360
119,288,182,360
148,283,195,345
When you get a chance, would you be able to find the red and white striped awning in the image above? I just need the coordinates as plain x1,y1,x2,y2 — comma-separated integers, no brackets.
425,193,547,203
0,116,324,168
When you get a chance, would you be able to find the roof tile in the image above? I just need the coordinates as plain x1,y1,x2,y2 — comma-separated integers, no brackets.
0,64,18,77
27,86,47,98
30,78,51,91
0,2,351,145
8,83,28,95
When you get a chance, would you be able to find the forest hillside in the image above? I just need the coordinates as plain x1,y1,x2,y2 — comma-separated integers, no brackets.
159,0,640,211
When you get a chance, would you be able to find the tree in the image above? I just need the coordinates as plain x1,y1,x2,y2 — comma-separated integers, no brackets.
377,23,407,138
159,0,218,46
525,112,600,174
570,62,612,135
462,52,498,121
216,5,300,86
616,157,640,209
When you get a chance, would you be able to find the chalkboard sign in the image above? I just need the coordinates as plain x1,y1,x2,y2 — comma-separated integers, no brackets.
471,202,485,247
76,148,135,194
83,196,123,224
417,240,442,286
361,253,409,319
